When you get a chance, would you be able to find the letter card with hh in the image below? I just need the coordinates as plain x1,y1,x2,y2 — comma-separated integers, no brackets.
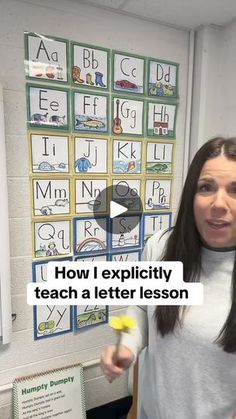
13,364,86,418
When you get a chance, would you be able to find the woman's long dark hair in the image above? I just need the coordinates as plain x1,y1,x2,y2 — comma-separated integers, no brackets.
155,137,236,353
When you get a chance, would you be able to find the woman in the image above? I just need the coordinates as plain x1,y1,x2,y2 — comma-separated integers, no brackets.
101,137,236,419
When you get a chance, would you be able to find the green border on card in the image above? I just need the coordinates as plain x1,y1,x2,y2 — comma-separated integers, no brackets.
24,32,70,85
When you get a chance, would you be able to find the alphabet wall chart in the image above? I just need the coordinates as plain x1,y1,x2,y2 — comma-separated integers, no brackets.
25,32,178,339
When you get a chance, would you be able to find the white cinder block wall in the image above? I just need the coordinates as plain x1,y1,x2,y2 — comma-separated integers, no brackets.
0,0,190,417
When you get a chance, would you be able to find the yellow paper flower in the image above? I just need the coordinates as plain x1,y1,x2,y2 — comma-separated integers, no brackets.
121,316,137,331
109,316,123,331
109,316,137,333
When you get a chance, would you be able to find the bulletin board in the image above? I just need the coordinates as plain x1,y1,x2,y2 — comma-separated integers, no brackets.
24,32,178,340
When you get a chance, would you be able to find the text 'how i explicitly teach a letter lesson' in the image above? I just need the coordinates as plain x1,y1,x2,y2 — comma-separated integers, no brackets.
27,262,203,306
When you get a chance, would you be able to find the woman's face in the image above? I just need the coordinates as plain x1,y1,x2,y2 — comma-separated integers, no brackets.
194,154,236,248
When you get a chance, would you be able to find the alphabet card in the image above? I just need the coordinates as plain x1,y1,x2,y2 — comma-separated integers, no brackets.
113,139,142,174
112,179,141,211
34,220,71,258
112,97,143,136
143,213,172,245
75,179,107,214
145,179,171,210
25,33,69,83
72,43,109,90
148,59,178,98
111,215,141,250
113,51,145,94
32,179,70,216
146,142,173,174
74,92,108,133
30,133,69,173
74,217,108,254
32,259,72,340
27,85,69,130
75,137,108,174
146,101,177,138
75,305,108,330
74,254,108,261
111,251,140,261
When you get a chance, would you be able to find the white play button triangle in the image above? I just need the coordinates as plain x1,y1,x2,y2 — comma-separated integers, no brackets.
110,200,128,219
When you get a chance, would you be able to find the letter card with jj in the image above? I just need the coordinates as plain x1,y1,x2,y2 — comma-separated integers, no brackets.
74,136,108,174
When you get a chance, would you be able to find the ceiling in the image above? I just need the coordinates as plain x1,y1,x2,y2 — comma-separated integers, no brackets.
77,0,236,30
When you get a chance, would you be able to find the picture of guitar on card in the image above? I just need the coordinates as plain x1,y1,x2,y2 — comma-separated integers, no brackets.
112,98,123,134
112,96,143,136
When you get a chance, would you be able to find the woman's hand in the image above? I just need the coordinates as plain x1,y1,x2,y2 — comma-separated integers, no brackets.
101,344,134,383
